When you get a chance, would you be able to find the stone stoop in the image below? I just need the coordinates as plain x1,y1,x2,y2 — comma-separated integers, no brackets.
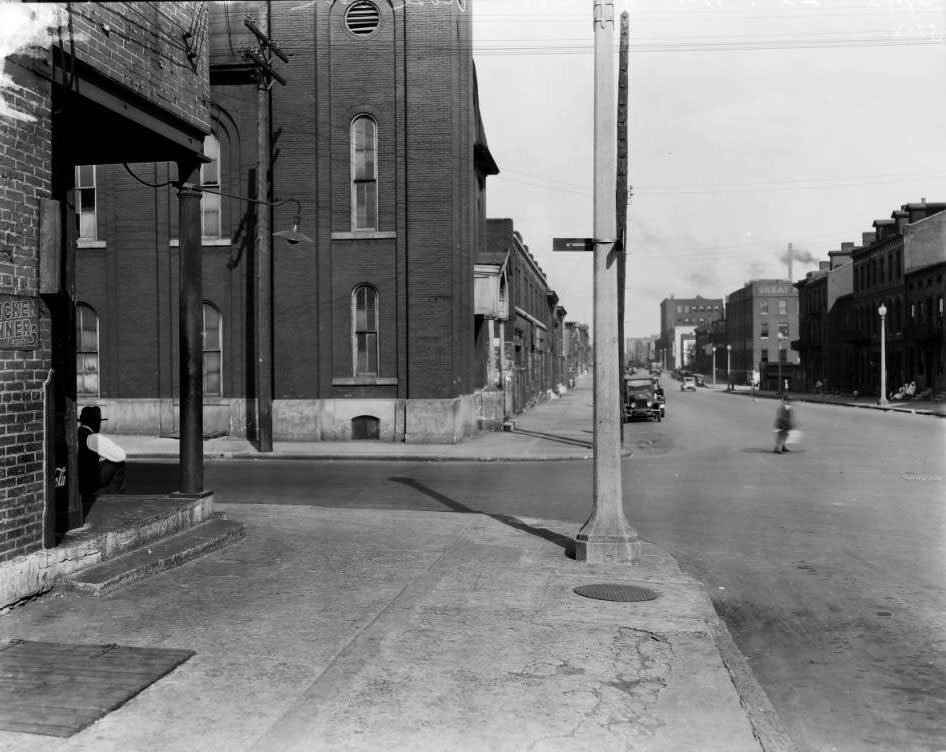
59,516,245,597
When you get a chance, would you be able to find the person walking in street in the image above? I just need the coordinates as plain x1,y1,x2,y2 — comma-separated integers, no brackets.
78,405,127,510
773,395,795,454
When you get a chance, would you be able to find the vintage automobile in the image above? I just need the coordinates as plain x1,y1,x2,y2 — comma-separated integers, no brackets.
680,375,697,392
623,375,662,422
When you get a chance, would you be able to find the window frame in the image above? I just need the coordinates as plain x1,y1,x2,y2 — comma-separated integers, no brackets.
350,115,378,231
75,165,97,240
202,302,223,397
352,284,380,377
75,303,100,397
201,134,222,239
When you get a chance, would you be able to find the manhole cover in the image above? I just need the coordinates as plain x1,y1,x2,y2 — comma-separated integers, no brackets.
573,583,658,602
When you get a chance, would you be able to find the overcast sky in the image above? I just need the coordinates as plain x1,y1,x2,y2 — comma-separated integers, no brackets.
472,0,946,337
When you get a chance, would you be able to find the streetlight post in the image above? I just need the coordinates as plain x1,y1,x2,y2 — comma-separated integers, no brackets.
777,334,784,395
878,302,889,405
726,344,732,390
712,346,717,386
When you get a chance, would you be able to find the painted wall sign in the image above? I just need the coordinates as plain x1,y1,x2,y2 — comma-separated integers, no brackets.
0,294,39,350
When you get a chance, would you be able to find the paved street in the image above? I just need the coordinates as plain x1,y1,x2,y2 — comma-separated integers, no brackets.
127,387,946,752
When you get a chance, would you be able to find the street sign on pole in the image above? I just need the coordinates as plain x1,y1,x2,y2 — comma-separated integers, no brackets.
552,237,595,252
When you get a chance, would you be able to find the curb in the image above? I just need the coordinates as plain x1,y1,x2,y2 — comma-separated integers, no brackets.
711,609,800,752
720,389,945,418
126,448,636,463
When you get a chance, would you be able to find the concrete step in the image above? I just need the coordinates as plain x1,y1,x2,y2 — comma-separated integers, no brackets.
60,516,245,597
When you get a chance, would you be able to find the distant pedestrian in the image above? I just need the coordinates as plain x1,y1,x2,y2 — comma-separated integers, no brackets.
773,395,795,454
78,406,127,507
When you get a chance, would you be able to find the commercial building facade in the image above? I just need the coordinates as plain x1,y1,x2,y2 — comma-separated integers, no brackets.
724,280,799,388
658,295,724,370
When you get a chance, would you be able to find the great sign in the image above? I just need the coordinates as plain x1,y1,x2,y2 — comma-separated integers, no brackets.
0,294,38,350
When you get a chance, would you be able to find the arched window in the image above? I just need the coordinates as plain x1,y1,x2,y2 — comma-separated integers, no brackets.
350,115,377,230
352,285,379,376
202,303,223,396
75,303,99,396
201,134,221,238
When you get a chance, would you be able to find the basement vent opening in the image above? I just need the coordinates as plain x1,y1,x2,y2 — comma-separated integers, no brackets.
345,2,380,36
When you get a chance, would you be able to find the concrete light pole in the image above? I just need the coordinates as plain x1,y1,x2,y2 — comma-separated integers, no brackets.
777,334,784,395
575,0,639,563
878,302,889,405
712,346,717,386
726,344,732,389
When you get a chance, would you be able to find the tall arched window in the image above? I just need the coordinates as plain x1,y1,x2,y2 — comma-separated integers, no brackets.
75,303,99,396
350,115,377,230
352,285,379,376
201,134,221,238
202,303,223,396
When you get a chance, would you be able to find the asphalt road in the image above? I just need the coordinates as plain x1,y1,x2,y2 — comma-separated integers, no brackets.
129,390,946,752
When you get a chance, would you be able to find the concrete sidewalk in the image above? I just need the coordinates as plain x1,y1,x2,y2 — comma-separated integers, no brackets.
0,505,789,751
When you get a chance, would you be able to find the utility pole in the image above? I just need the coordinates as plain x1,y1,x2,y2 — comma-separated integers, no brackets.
616,11,629,444
576,1,639,563
616,11,629,382
244,13,288,452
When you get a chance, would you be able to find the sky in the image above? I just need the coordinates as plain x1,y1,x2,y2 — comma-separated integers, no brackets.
471,0,946,337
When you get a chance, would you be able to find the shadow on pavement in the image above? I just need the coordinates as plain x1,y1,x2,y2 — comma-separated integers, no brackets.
389,476,576,558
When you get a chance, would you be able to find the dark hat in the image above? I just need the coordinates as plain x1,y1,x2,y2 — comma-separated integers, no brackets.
79,405,107,424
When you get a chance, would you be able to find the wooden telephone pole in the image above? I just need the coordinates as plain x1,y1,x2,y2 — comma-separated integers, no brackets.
243,13,287,452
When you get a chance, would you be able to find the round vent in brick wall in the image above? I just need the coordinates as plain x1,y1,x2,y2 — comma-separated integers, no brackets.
346,2,380,36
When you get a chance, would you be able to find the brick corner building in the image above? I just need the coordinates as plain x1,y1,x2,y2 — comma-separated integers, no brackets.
1,2,209,606
74,1,499,444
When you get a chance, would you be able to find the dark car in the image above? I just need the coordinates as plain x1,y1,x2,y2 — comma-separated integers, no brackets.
623,375,662,422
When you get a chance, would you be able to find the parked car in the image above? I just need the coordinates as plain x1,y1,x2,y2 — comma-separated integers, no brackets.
623,375,662,422
695,374,706,387
680,376,697,392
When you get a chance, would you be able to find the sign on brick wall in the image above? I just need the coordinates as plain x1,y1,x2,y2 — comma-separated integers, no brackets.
0,294,38,350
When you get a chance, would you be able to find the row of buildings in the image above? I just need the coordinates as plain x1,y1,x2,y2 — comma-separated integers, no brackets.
0,3,590,589
655,201,946,397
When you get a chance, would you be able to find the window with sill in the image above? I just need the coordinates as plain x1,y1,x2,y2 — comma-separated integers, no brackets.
352,284,379,377
350,116,378,231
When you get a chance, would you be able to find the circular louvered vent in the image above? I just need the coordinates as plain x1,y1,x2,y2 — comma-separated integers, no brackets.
346,1,380,36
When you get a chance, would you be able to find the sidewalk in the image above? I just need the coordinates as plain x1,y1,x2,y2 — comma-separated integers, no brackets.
114,376,632,462
710,383,946,417
0,506,788,751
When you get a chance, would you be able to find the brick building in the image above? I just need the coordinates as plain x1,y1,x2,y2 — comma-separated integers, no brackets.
564,322,591,379
794,243,855,391
724,280,799,389
74,1,498,444
1,2,209,602
479,220,566,419
658,295,724,370
903,208,946,395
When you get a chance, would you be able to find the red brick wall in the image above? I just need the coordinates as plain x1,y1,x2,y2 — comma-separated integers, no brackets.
0,1,210,563
63,2,210,132
73,2,487,418
0,59,52,561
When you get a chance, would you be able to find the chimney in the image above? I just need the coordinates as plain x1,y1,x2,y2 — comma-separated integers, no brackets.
840,242,855,253
862,231,876,246
819,261,830,271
